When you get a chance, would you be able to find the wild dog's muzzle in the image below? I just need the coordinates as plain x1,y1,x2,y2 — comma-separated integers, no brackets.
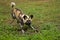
25,20,31,25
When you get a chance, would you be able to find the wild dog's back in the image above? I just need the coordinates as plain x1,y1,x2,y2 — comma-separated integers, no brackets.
11,2,23,19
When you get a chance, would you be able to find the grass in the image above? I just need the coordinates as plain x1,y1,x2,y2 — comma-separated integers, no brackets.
0,0,60,40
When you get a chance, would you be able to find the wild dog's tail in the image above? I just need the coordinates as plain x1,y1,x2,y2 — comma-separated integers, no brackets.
11,2,16,8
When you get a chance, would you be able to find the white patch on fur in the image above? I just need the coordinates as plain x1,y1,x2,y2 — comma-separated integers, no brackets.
11,2,16,6
19,14,32,23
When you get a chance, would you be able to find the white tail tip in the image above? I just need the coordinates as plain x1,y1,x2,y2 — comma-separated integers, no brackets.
11,2,16,6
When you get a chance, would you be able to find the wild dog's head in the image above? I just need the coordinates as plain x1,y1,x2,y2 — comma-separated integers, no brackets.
22,14,33,25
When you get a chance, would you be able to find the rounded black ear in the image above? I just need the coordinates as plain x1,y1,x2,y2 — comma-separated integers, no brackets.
23,15,27,20
30,15,33,19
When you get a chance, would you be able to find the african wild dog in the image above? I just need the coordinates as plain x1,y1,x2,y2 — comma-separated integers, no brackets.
10,2,38,33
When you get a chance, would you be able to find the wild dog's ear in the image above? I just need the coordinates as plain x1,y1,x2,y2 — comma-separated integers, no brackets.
30,15,33,19
23,15,27,20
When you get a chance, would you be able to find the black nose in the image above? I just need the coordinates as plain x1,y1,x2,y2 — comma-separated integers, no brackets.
25,20,31,25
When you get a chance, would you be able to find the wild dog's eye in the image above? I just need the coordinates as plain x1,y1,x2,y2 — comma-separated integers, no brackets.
23,15,27,20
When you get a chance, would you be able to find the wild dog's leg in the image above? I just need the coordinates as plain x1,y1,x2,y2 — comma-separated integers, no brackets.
21,25,25,34
10,13,16,24
19,23,25,34
29,25,38,32
19,19,25,33
11,13,16,19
